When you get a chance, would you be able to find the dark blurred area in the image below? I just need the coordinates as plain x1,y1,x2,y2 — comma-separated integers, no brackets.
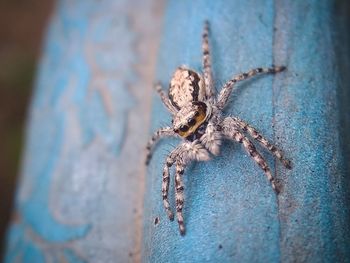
0,0,55,257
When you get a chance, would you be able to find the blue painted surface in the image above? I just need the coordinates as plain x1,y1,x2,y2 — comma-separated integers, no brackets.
142,0,350,262
3,0,164,262
3,0,350,262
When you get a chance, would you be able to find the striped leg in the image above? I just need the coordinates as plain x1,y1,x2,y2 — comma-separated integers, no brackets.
202,21,214,100
146,127,176,165
229,117,291,169
161,144,189,221
154,82,178,114
175,161,186,235
161,147,183,221
224,129,279,193
161,142,209,234
163,141,209,235
162,158,174,221
216,66,286,109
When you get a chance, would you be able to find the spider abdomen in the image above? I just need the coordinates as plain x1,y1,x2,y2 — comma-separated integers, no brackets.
169,67,206,109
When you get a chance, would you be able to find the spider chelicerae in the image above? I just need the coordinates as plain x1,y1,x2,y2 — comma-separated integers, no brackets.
146,21,292,236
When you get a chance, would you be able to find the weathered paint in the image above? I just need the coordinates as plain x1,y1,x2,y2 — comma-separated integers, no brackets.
142,0,350,262
4,0,164,262
3,0,350,262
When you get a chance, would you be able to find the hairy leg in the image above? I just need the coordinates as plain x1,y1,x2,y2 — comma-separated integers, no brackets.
146,127,177,165
161,146,184,220
222,127,279,193
202,21,214,101
175,161,186,235
230,117,291,168
172,141,210,235
216,66,286,109
154,82,178,114
161,141,210,235
223,117,291,168
161,142,209,220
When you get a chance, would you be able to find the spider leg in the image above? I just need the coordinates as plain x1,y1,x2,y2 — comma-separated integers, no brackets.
224,117,291,169
145,127,177,165
202,21,214,100
162,141,209,234
223,128,279,193
199,121,222,156
216,66,286,110
161,147,182,221
162,161,174,220
154,82,178,114
175,161,186,235
173,141,209,235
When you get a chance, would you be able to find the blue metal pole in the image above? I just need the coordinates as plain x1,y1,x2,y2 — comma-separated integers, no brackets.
3,0,350,262
142,0,350,262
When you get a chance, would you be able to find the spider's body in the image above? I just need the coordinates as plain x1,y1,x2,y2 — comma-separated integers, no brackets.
169,68,206,109
146,21,291,236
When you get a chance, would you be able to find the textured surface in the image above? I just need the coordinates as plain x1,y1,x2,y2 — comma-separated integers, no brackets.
3,0,350,262
142,0,350,262
4,0,164,262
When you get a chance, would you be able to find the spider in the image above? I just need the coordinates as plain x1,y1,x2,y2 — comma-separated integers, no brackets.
146,21,292,236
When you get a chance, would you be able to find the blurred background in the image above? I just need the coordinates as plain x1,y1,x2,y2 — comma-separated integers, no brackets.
0,0,55,257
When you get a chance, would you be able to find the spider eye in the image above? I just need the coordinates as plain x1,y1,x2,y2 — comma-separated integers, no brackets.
179,125,189,132
188,118,196,126
194,111,200,117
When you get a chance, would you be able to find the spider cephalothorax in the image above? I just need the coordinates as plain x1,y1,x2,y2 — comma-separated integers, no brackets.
172,100,209,139
146,21,292,236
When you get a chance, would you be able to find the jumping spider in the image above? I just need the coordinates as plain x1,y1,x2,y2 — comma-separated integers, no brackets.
146,21,291,236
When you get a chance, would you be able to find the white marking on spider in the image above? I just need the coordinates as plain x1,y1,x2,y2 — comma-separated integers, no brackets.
146,21,292,236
